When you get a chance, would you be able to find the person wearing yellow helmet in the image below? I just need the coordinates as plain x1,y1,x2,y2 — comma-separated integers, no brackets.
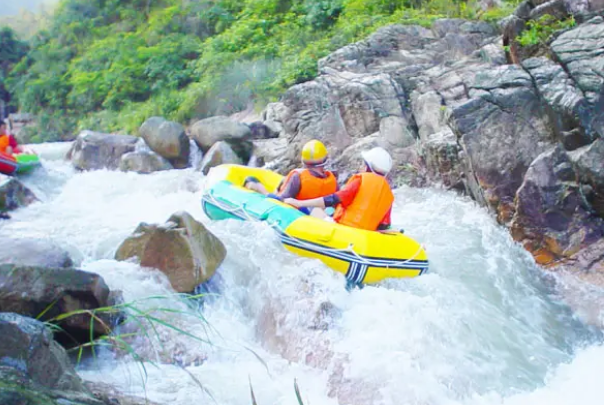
284,147,394,231
245,139,338,212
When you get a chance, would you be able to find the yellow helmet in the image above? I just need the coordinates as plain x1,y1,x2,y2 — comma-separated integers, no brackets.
301,140,328,166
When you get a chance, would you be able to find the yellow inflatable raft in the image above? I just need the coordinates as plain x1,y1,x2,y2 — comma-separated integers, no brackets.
202,164,429,285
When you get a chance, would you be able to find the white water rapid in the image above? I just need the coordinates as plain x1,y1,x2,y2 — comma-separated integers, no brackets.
3,142,604,405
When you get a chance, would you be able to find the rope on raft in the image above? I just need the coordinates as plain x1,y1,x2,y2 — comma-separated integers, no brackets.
203,191,426,269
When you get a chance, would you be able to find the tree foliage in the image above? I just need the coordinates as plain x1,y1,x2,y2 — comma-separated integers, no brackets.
6,0,516,141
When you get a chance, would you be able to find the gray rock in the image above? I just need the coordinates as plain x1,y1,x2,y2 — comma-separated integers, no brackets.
67,131,138,171
450,65,555,221
0,174,37,212
569,138,604,216
423,128,464,190
411,90,445,141
190,116,253,162
115,211,226,293
252,138,289,167
0,265,120,346
199,141,243,175
119,151,174,174
247,121,280,139
139,117,190,168
0,313,106,405
379,116,416,148
511,146,604,263
0,238,73,268
522,57,591,148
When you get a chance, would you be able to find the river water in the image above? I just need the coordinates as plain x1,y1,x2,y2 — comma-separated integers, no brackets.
2,142,604,405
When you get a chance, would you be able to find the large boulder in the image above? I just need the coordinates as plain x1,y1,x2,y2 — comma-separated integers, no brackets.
449,65,555,222
0,174,37,212
0,265,120,346
67,131,138,171
0,238,73,268
0,313,104,405
198,141,243,175
115,211,226,293
510,146,604,264
119,151,173,174
189,116,253,162
139,117,190,168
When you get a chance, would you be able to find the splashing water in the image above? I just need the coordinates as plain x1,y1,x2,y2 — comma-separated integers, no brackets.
3,142,604,405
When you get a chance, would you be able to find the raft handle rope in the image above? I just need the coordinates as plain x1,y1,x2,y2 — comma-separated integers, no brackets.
203,191,426,268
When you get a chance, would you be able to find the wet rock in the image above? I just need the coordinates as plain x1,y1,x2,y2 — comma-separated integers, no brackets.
139,117,190,168
198,141,243,175
510,146,604,264
569,138,604,217
0,238,73,268
115,211,226,293
0,313,105,405
449,65,555,222
0,173,37,212
0,265,120,346
411,90,445,142
0,313,83,391
190,116,253,162
67,131,138,171
119,151,173,174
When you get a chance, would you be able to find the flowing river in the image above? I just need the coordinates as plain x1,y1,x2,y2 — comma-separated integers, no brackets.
2,142,604,405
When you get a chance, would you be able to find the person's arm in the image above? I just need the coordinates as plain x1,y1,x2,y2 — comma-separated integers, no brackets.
269,172,301,200
285,177,361,208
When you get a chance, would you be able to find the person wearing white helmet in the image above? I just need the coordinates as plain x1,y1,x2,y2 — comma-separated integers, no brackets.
285,146,395,231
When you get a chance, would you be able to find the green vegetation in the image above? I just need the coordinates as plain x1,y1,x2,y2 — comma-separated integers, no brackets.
0,28,29,107
517,14,576,47
5,0,517,142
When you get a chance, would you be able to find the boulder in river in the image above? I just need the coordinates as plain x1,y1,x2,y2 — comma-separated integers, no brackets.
67,130,138,171
0,173,37,212
198,141,243,175
0,238,73,268
0,265,121,347
0,312,104,405
190,116,253,162
119,151,174,174
115,211,226,293
139,117,190,168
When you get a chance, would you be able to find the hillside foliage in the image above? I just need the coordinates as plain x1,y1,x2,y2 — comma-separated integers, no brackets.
5,0,515,142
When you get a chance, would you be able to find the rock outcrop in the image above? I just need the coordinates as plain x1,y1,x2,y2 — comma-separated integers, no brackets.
0,265,121,346
0,312,104,405
260,13,604,273
0,174,37,212
0,238,74,268
139,117,190,168
67,131,138,171
115,211,226,293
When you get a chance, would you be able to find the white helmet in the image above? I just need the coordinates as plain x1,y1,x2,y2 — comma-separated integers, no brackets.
361,147,393,175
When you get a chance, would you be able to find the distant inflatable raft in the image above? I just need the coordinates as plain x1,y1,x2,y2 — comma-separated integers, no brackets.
201,164,429,285
0,151,41,175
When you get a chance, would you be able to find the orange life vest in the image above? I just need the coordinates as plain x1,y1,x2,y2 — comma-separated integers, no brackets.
279,168,338,200
333,172,394,231
0,135,9,154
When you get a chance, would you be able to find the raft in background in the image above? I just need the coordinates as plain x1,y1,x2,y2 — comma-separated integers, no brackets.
201,164,429,285
0,151,41,175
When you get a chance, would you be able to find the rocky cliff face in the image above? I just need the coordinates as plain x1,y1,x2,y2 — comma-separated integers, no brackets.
258,3,604,274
